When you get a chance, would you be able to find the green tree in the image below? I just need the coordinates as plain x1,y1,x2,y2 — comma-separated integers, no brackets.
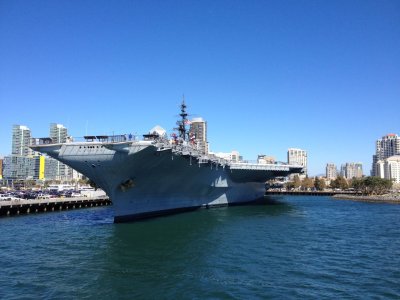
331,176,348,190
351,177,364,193
320,178,326,190
365,176,392,195
293,175,301,189
351,176,393,195
314,177,326,191
285,181,295,190
301,177,314,190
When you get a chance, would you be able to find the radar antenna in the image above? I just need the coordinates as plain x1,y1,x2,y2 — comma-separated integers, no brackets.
175,96,189,141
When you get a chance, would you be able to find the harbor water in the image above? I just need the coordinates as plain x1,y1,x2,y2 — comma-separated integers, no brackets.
1,196,399,299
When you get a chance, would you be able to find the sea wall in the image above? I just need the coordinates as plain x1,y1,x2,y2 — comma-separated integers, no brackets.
332,194,400,204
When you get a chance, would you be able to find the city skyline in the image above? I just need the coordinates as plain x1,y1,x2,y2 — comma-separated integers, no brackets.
1,1,399,176
2,123,81,181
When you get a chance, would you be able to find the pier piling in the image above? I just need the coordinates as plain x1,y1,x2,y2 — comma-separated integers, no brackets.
0,197,111,218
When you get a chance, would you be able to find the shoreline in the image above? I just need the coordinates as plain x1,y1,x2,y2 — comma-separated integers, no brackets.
332,194,400,204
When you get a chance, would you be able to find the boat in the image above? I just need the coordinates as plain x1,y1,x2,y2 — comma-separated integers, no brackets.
31,101,303,222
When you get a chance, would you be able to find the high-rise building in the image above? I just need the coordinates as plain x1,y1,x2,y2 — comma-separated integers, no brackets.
189,117,209,154
28,155,46,180
12,125,32,156
376,155,400,184
49,123,71,180
372,134,400,176
6,123,80,182
287,148,307,176
43,156,59,180
326,163,338,179
3,155,32,180
340,162,363,179
3,154,60,181
50,123,68,143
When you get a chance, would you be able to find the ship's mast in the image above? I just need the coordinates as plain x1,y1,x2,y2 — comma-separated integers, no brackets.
177,97,188,141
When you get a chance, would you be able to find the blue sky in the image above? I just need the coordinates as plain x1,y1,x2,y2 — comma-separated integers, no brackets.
1,0,399,175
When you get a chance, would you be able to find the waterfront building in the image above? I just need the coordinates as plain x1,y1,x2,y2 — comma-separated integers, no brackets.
3,154,60,181
340,162,363,179
257,155,275,164
326,163,338,179
28,155,45,180
5,124,80,182
8,125,33,180
189,117,209,154
287,148,307,176
371,134,400,176
49,123,76,180
50,123,68,143
3,155,32,180
12,125,32,156
44,156,59,180
0,158,3,179
376,155,400,184
71,168,83,181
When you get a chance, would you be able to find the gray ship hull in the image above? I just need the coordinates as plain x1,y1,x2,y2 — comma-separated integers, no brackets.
33,141,301,222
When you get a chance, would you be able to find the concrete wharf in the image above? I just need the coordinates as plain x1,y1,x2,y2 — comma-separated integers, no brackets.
0,196,111,217
265,190,361,196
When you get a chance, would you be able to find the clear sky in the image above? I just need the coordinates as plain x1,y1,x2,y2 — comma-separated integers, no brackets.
1,0,399,176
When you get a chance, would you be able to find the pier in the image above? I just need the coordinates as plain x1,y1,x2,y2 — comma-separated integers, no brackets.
265,190,361,196
0,196,111,217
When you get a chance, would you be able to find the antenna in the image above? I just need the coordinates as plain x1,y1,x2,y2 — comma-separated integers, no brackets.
175,96,189,141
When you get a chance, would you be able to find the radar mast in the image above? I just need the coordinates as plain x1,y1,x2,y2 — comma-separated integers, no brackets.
176,96,189,141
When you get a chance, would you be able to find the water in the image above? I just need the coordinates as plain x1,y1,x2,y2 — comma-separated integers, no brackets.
1,196,399,299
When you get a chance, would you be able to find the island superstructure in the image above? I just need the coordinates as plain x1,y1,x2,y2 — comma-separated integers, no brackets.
31,102,303,222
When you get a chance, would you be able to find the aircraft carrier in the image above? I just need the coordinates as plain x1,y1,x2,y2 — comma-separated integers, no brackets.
31,102,303,222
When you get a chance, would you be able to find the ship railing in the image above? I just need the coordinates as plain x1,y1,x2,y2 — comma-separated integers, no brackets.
31,134,142,145
82,134,135,143
229,160,295,171
171,143,202,157
233,160,291,165
170,144,232,166
193,154,229,166
229,162,292,171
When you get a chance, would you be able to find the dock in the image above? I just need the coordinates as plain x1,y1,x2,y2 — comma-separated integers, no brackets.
0,196,112,217
265,190,361,196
